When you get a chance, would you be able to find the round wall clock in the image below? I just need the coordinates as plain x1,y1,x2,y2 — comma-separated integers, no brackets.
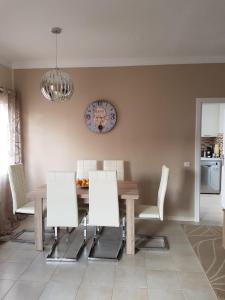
84,100,117,133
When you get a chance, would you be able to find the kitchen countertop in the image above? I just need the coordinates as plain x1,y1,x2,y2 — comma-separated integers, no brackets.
201,157,222,160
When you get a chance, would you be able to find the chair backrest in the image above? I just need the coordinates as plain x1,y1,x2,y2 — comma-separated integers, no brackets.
47,171,79,228
88,171,119,227
157,165,170,221
103,160,124,181
76,160,97,179
8,164,27,214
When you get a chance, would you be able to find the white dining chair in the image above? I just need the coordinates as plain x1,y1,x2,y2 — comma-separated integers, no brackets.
103,160,124,181
136,165,170,249
88,171,125,261
76,160,97,179
46,171,87,262
8,164,43,243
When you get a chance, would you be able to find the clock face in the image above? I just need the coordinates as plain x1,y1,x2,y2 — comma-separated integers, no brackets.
84,100,117,133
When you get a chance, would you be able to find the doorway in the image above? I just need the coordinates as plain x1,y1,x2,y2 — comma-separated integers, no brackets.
195,98,225,224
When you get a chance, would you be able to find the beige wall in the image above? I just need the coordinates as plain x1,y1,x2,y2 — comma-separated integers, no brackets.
0,64,12,89
14,64,225,219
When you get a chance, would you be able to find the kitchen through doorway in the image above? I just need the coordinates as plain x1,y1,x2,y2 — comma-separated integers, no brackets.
195,99,225,225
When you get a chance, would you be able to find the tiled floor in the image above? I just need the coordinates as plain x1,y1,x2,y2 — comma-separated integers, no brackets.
0,217,218,300
200,193,223,225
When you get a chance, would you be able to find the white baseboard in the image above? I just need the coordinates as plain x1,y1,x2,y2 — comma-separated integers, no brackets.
165,215,195,222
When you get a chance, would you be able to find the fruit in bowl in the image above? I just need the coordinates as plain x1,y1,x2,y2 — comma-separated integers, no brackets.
76,178,89,188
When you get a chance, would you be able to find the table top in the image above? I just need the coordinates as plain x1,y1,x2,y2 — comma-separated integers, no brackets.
28,181,139,201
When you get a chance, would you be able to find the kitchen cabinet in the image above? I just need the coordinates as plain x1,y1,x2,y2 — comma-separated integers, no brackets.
201,103,219,137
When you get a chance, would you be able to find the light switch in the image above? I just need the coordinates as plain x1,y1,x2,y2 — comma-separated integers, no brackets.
184,161,191,167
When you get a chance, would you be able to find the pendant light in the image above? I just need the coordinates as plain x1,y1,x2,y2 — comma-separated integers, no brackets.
40,27,74,102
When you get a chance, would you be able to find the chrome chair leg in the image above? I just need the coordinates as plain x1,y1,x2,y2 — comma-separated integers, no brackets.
55,227,58,239
136,234,169,250
88,222,125,261
122,217,126,241
46,227,58,260
93,226,97,241
46,223,86,262
96,226,104,235
84,216,87,241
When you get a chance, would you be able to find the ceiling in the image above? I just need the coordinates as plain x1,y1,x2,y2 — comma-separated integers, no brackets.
1,0,225,69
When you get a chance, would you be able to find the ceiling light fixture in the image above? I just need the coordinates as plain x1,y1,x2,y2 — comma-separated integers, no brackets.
40,27,74,102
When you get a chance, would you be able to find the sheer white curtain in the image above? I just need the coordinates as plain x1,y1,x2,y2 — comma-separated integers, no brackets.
0,90,22,235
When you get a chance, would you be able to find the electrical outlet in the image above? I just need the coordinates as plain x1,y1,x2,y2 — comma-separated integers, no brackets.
184,161,191,167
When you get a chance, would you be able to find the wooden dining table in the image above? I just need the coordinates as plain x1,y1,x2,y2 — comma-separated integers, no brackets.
29,181,139,255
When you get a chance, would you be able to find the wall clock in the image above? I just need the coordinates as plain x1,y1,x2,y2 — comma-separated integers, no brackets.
84,100,117,133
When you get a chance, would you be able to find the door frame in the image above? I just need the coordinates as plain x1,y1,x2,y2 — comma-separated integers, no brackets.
195,97,225,222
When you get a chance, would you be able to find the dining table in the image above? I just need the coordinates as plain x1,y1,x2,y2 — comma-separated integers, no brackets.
29,181,139,255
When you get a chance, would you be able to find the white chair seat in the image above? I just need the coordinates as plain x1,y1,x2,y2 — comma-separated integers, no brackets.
15,200,47,215
136,205,160,219
15,201,35,214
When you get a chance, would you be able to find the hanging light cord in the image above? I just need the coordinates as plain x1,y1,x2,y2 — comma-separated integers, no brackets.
51,27,61,68
55,32,58,68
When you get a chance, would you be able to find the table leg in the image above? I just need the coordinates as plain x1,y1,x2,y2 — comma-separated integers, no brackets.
34,196,43,251
126,198,135,255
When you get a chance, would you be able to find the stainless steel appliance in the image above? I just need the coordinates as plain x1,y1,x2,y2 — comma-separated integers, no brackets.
205,146,213,158
200,159,222,194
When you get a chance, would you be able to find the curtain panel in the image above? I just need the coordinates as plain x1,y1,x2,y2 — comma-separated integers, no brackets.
0,90,22,235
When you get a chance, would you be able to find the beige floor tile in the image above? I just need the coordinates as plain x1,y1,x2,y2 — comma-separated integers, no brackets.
117,253,145,269
200,194,223,226
157,223,185,234
170,245,195,256
146,270,180,290
39,280,78,300
6,248,39,263
0,221,220,300
168,236,190,245
143,249,171,257
114,266,147,288
148,289,185,300
20,260,57,282
169,242,194,252
0,279,15,298
3,280,46,300
31,252,53,265
81,262,115,288
112,287,148,300
51,263,86,286
172,254,203,272
143,248,173,256
129,250,146,258
75,286,112,300
159,228,186,237
0,262,30,280
178,271,212,291
183,287,217,300
0,240,35,251
145,253,177,271
0,247,16,262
